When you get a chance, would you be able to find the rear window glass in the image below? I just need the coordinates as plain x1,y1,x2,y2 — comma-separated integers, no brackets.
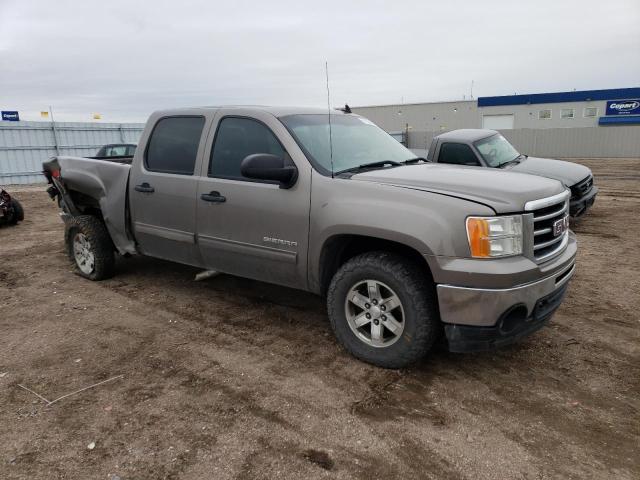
145,116,205,175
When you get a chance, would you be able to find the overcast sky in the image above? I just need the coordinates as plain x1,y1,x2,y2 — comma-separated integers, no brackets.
1,0,639,122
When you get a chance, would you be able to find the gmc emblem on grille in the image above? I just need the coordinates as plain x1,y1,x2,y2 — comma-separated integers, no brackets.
553,216,569,237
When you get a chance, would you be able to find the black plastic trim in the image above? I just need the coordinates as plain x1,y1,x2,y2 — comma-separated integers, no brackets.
445,283,569,353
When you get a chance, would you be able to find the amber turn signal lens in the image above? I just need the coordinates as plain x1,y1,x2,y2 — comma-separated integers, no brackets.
466,215,523,258
466,217,491,257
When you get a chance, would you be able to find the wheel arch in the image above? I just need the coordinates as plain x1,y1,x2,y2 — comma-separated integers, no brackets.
67,189,104,218
316,233,435,296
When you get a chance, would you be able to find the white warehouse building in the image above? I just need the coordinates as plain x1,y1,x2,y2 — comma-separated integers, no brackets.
351,88,640,158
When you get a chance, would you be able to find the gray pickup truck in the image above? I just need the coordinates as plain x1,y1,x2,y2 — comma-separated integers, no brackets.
43,107,576,368
426,129,597,217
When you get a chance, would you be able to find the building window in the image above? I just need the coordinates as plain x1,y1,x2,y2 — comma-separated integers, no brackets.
560,108,575,119
584,107,598,117
539,109,552,119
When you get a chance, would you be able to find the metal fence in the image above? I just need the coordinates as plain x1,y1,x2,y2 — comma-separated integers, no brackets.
407,126,640,159
2,121,639,185
0,121,144,184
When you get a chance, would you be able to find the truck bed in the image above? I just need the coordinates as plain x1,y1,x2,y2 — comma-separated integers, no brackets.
43,155,135,254
86,155,134,164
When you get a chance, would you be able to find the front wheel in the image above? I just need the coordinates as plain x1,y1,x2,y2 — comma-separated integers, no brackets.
64,215,116,280
327,251,440,368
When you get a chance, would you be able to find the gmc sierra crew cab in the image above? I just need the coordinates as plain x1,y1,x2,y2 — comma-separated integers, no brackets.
43,107,577,368
427,129,597,217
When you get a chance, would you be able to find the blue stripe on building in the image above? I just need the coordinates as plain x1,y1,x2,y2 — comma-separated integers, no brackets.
598,115,640,125
478,88,640,107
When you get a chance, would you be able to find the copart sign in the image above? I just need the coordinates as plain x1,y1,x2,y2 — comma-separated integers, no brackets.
606,100,640,116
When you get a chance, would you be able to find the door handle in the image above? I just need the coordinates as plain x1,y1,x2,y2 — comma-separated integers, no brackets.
134,182,155,193
201,191,226,203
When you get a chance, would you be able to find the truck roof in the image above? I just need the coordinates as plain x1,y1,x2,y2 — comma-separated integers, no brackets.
435,129,498,142
151,106,350,118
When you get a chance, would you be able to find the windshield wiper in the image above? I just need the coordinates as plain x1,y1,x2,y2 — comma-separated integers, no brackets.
498,154,526,168
402,157,429,164
336,160,402,175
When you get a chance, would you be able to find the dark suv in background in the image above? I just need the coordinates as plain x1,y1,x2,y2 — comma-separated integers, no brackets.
95,143,137,158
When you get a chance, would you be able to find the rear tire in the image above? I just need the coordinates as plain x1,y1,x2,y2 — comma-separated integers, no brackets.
8,199,24,224
327,251,439,368
64,215,116,280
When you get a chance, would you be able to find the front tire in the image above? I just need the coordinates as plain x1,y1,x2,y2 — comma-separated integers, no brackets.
327,251,439,368
64,215,116,280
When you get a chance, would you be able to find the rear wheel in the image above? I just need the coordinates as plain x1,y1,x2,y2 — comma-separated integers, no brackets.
8,198,24,224
327,251,439,368
65,215,115,280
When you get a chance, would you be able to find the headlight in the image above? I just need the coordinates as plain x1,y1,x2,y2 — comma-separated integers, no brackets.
466,215,523,258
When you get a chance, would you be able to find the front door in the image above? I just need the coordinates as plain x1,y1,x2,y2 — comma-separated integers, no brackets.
195,111,311,289
129,114,209,266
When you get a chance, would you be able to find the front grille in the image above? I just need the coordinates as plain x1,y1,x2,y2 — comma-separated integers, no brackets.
527,191,570,262
570,175,593,199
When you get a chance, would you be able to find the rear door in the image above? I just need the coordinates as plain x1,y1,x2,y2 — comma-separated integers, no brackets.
195,109,312,289
129,111,213,266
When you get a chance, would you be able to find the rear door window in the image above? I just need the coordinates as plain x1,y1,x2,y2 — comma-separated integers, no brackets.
209,117,285,179
438,143,480,166
145,116,205,175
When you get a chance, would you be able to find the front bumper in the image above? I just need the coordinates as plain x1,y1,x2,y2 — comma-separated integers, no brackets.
436,248,575,353
443,273,572,352
570,186,597,217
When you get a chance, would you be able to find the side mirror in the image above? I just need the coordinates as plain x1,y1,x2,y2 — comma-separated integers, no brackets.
240,153,298,189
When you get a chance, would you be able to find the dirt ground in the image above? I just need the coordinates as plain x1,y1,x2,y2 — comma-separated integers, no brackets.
1,159,638,480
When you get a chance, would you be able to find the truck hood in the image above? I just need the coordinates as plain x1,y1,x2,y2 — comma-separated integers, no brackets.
351,163,565,213
508,157,591,187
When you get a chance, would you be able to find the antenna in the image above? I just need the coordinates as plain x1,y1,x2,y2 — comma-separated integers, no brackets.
49,105,60,155
325,61,334,178
470,80,474,100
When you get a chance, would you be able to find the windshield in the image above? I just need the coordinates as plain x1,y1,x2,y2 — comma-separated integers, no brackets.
279,114,416,175
474,134,520,167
